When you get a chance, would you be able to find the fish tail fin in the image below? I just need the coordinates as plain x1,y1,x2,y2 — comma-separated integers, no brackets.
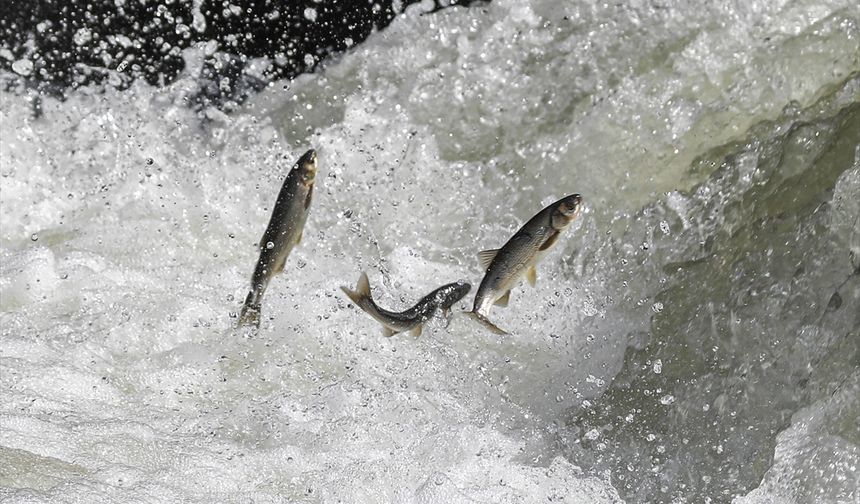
342,273,399,336
237,291,262,328
340,272,373,306
465,311,509,335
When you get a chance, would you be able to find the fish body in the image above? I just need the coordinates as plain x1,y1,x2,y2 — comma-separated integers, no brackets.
341,273,471,337
238,149,317,326
469,194,583,334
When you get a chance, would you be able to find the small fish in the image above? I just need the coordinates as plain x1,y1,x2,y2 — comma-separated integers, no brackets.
238,149,317,327
341,272,471,337
469,194,583,334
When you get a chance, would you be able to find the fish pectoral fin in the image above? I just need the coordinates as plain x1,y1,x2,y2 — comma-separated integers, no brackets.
539,230,560,251
477,249,500,270
526,266,537,287
494,290,511,307
410,325,423,337
304,184,314,210
382,326,397,337
296,230,303,245
273,255,287,274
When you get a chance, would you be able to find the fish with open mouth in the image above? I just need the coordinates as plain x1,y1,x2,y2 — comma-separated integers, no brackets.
468,194,584,334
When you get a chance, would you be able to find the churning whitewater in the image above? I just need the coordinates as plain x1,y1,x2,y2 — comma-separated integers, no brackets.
1,0,858,502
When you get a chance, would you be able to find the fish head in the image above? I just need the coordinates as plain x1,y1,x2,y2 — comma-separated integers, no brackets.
551,193,583,230
438,281,472,309
297,149,318,185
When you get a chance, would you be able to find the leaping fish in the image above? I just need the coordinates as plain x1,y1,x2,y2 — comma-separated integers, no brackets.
238,149,317,327
468,194,583,334
341,272,471,337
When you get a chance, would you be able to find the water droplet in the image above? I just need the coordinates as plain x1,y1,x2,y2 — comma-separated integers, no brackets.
12,58,34,76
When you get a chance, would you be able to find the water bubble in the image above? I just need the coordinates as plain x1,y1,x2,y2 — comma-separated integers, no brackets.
651,302,664,313
146,158,154,165
659,220,670,235
303,7,318,21
266,241,275,250
660,394,675,405
30,233,38,241
652,359,663,374
584,429,600,440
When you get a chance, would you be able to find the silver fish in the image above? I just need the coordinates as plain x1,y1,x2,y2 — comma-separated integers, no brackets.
341,272,471,337
238,149,317,327
469,194,583,334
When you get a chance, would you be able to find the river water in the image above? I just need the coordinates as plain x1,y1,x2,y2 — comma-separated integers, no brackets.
1,0,858,502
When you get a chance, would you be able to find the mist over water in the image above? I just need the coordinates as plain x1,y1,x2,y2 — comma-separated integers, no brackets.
2,0,858,503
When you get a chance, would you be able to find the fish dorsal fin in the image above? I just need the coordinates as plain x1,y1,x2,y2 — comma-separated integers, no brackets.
382,326,396,337
494,290,511,307
410,325,423,337
478,249,500,270
526,266,537,287
539,230,560,251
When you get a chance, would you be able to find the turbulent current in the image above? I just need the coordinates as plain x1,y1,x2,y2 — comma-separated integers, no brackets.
1,0,858,502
